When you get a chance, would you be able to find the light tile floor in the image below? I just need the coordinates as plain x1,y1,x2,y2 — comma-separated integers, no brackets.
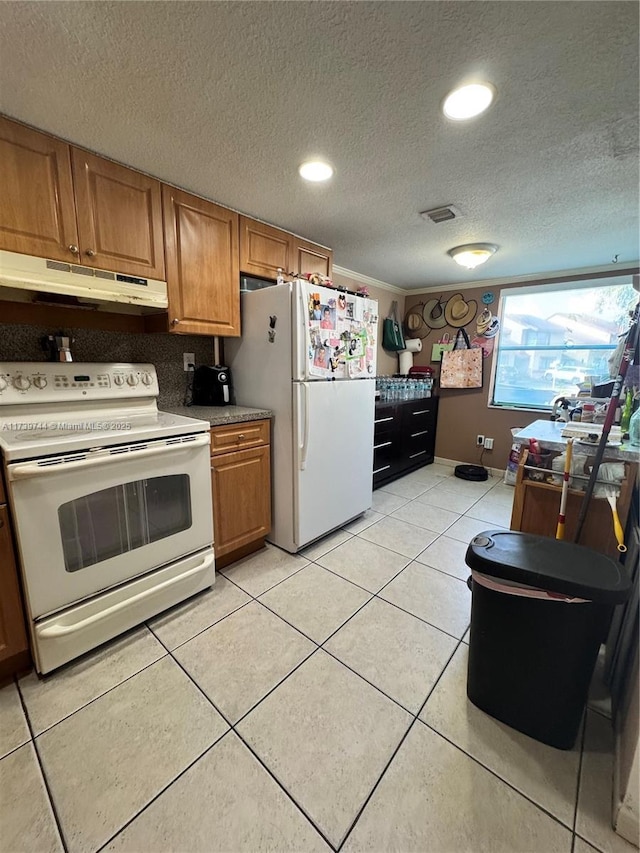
0,466,635,852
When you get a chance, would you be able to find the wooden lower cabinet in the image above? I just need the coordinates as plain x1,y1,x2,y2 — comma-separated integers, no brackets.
510,450,637,559
210,419,271,567
0,503,30,681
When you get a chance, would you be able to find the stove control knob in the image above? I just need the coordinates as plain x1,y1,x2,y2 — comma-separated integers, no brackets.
13,375,31,391
0,376,7,392
127,374,139,386
141,372,153,386
113,374,125,386
33,375,48,389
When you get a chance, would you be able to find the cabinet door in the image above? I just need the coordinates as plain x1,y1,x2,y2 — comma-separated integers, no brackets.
0,506,29,667
239,216,293,280
163,186,240,336
0,117,79,262
292,237,333,278
72,148,165,278
211,445,271,559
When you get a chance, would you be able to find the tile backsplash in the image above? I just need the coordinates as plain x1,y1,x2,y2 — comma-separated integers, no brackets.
0,323,213,407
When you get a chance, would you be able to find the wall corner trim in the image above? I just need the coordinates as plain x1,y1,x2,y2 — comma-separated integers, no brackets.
332,265,406,295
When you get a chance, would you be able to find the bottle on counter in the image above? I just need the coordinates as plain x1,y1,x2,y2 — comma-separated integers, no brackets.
629,405,640,447
620,389,633,435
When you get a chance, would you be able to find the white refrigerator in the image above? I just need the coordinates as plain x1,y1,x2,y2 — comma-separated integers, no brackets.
227,280,378,553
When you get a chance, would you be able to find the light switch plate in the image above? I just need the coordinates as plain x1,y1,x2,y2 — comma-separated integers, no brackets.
183,352,195,372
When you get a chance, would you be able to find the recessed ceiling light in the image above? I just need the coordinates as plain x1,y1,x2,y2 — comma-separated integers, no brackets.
442,83,495,121
299,161,333,182
448,243,498,269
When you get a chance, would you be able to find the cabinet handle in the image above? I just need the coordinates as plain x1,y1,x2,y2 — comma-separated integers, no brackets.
68,244,79,255
409,450,427,459
85,249,96,257
412,410,430,416
375,417,394,424
171,318,180,326
411,430,429,438
238,434,246,440
373,464,391,474
374,441,392,450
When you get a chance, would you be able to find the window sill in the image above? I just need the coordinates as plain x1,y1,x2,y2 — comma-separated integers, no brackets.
488,404,551,415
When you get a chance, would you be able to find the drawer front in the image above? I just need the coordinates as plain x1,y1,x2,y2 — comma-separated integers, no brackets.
404,403,435,433
373,438,396,475
374,406,398,440
210,419,270,455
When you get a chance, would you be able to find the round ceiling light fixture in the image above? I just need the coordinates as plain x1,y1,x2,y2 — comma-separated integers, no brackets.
299,160,334,182
448,243,498,270
442,82,496,121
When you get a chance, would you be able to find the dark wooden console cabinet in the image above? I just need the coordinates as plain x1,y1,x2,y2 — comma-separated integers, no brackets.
373,397,439,489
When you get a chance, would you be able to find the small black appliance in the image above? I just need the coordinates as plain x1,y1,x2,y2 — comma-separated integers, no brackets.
191,365,235,407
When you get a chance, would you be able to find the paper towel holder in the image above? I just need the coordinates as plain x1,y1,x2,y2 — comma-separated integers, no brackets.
399,338,423,374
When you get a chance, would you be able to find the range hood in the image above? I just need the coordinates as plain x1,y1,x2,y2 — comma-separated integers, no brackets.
0,250,168,313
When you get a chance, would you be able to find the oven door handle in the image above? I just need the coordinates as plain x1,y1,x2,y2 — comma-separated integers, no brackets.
35,552,215,639
8,432,211,481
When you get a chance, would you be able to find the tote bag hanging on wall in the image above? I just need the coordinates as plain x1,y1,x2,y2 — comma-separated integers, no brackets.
440,328,483,388
431,333,453,362
382,301,406,352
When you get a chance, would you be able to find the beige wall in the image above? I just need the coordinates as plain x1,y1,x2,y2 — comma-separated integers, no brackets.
405,282,542,470
332,270,405,376
404,267,638,469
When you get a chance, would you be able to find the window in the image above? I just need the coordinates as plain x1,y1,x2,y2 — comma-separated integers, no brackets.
490,277,636,410
58,475,192,572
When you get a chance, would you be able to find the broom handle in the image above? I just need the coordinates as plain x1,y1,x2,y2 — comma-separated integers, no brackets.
556,438,574,540
574,301,639,544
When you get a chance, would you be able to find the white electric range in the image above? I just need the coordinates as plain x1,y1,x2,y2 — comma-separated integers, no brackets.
0,362,214,673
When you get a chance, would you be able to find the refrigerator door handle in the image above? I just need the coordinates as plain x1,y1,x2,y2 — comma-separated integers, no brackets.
299,382,310,470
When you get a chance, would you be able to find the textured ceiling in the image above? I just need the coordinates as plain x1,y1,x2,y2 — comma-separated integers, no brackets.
0,1,638,290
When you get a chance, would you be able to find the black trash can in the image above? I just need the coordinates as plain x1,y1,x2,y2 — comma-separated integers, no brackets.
465,530,631,750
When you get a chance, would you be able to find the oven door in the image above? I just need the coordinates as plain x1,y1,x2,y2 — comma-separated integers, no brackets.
7,433,213,618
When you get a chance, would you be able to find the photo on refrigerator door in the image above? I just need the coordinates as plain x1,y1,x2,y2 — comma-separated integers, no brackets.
309,293,322,321
309,325,322,348
320,299,337,329
313,345,329,369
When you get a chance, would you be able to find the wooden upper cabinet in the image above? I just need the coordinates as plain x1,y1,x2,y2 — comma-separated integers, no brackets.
71,148,165,279
163,185,240,337
293,236,333,278
0,116,79,262
239,216,293,280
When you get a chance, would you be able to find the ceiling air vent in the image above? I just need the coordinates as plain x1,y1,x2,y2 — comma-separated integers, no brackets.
420,205,463,224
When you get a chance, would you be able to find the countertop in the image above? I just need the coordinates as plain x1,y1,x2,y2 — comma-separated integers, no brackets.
514,419,639,462
161,404,272,427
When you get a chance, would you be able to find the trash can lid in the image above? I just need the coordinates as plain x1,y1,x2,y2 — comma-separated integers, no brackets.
465,530,631,604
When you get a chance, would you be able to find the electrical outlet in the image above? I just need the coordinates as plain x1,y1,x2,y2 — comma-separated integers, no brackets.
476,434,485,447
484,437,494,450
183,352,195,372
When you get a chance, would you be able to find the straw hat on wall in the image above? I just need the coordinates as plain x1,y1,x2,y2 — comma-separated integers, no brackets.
444,293,478,328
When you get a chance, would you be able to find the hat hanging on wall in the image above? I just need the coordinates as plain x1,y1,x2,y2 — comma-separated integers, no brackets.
422,297,447,329
404,304,431,339
476,307,500,338
444,293,478,328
